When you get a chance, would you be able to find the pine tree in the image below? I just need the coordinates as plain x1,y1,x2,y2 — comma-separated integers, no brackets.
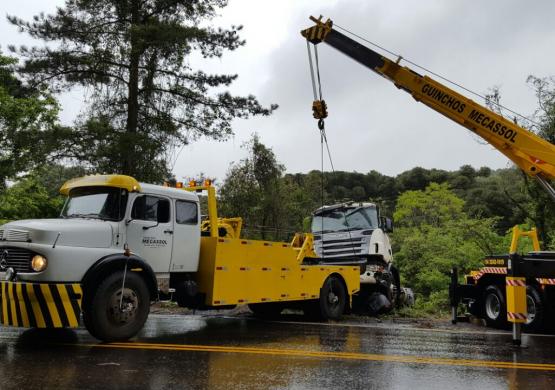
0,52,60,186
9,0,277,181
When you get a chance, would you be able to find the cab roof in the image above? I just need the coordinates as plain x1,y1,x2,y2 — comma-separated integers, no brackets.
139,183,198,201
60,174,141,195
313,201,377,215
60,174,198,202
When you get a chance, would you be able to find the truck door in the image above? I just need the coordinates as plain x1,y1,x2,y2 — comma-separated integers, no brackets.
126,194,174,273
170,199,201,272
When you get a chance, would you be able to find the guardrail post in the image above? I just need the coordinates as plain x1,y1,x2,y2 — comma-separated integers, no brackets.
506,254,526,346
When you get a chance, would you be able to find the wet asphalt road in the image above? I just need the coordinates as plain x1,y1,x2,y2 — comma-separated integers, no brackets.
1,314,555,389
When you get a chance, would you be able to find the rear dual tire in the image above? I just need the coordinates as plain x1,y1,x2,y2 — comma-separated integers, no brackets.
483,285,506,329
524,286,544,333
305,275,347,320
482,284,544,332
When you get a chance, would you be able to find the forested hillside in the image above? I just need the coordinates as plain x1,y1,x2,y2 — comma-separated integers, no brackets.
219,135,552,240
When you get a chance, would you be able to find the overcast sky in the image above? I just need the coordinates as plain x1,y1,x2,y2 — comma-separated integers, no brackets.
2,0,555,182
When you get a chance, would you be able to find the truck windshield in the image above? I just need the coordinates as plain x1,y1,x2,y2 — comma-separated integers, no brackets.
312,206,378,233
61,186,128,221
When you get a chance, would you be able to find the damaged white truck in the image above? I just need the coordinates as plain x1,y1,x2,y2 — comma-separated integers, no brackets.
311,201,414,314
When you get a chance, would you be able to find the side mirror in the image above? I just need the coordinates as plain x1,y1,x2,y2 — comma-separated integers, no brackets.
380,217,394,233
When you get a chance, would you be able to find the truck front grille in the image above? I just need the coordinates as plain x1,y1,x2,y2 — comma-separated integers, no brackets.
320,237,365,257
0,247,34,273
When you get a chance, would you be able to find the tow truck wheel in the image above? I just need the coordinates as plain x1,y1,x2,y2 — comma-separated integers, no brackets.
318,275,346,320
83,271,150,342
523,286,545,333
483,285,507,329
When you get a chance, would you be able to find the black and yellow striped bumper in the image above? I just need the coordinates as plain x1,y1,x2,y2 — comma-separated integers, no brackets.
0,281,83,328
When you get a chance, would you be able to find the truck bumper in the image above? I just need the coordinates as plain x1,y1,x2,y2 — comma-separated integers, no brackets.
0,281,83,328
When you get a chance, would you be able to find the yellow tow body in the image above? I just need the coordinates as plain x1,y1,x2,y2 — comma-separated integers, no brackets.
195,236,360,306
186,184,360,307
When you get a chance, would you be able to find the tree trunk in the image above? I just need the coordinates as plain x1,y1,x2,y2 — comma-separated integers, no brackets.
125,0,141,176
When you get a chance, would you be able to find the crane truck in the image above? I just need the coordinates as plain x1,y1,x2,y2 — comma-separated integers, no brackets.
0,175,360,341
301,16,555,334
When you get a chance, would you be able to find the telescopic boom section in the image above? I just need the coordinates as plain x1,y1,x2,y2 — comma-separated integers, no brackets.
301,16,555,188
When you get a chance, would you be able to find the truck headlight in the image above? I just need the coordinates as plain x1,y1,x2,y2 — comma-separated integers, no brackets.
31,255,48,272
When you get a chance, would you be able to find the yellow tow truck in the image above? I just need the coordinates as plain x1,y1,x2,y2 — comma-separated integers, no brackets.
0,176,360,341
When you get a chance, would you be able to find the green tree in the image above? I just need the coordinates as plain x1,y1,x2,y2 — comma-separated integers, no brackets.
462,168,530,233
0,174,64,222
9,0,276,182
395,167,432,192
219,134,291,241
522,76,555,244
282,170,331,231
0,53,61,186
32,163,89,198
393,183,464,228
393,183,504,311
481,77,555,244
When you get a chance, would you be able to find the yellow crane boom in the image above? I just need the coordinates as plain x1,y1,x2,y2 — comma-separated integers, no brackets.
301,16,555,199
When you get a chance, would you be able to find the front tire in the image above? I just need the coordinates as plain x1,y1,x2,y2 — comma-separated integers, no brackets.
483,285,507,329
83,271,150,342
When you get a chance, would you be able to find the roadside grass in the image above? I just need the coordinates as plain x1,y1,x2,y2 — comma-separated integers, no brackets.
383,291,451,320
389,303,450,320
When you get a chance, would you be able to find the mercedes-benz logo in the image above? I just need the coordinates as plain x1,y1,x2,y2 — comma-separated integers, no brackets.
0,250,8,270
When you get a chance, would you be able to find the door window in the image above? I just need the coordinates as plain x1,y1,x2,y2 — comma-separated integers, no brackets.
131,195,170,222
176,200,198,225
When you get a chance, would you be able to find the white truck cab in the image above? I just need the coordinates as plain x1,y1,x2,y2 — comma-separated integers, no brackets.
1,176,200,288
312,202,393,270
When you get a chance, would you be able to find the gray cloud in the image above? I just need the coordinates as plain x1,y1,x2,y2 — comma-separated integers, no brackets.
230,0,555,180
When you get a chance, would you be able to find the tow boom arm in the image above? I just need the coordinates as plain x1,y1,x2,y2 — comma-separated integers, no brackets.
301,16,555,200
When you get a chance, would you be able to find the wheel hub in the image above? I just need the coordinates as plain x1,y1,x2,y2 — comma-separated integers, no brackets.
109,288,139,324
485,293,501,320
328,292,339,305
